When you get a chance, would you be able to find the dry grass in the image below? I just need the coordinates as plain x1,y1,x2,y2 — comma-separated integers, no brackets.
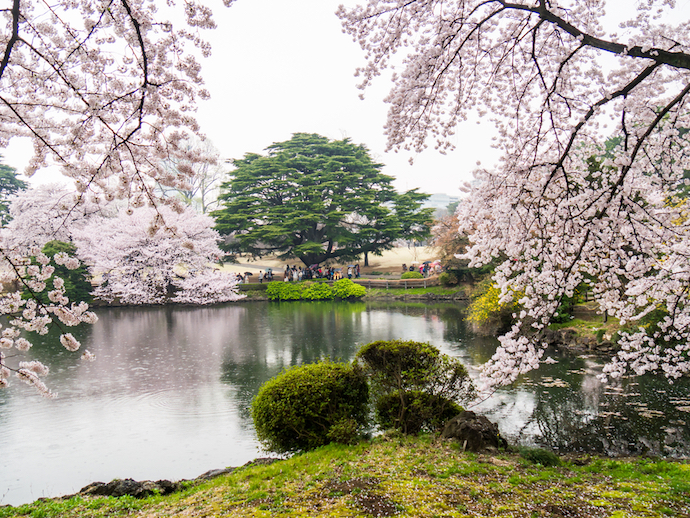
5,436,689,518
219,246,441,278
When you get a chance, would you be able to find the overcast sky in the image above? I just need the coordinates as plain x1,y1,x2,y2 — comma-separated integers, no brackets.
3,0,499,196
6,0,690,196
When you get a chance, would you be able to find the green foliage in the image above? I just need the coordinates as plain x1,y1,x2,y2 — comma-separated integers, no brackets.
0,158,28,226
376,390,463,434
24,241,93,305
300,281,334,301
438,272,458,286
356,340,474,434
401,271,423,279
212,133,434,267
251,360,369,453
332,278,365,299
517,446,562,467
551,294,576,324
265,279,364,301
265,281,302,301
265,281,285,300
467,277,522,333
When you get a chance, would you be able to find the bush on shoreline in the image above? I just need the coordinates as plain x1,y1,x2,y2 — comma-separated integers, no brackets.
265,279,365,301
357,340,475,434
251,360,369,453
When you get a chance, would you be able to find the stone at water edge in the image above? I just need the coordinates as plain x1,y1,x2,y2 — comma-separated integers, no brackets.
79,478,180,498
441,410,509,453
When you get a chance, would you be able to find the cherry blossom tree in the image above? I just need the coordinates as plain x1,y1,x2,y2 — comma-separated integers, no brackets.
72,205,243,305
339,1,690,387
2,184,113,253
157,137,226,214
0,0,236,394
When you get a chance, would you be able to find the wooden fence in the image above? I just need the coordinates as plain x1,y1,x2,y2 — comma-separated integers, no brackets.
238,276,440,291
351,277,440,290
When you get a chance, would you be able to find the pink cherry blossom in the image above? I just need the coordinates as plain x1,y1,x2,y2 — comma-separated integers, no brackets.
340,0,690,388
0,0,237,395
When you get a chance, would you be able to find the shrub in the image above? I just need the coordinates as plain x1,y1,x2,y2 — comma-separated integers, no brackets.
401,271,423,279
438,272,458,286
301,281,334,301
267,279,363,301
356,340,474,434
332,278,366,299
467,277,523,334
251,360,369,453
265,281,302,301
517,446,562,467
551,294,576,324
265,281,284,300
376,390,463,434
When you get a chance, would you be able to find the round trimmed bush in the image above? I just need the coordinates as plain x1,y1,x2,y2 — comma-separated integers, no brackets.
251,360,369,453
265,281,302,301
401,271,423,279
356,340,474,434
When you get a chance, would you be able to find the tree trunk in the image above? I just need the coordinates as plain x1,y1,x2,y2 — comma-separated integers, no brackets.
364,251,369,266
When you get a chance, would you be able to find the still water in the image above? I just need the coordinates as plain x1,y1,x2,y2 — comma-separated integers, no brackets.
1,301,689,505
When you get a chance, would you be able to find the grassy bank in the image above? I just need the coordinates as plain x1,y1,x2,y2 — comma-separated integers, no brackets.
4,436,688,518
235,283,467,302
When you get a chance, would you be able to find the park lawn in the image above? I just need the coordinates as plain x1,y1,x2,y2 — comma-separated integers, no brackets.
3,435,688,518
364,285,466,297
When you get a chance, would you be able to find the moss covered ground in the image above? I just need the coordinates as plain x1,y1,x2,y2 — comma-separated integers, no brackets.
3,435,688,518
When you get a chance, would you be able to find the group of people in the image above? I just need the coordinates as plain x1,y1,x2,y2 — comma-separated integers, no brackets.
237,264,365,284
278,264,360,282
402,262,441,277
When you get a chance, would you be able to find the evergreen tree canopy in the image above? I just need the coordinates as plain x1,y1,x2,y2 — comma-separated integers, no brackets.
212,133,433,266
25,240,93,306
0,158,28,225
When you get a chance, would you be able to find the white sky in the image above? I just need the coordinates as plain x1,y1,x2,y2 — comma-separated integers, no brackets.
3,0,498,196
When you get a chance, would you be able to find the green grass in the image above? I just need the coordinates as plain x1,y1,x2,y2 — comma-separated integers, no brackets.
3,436,689,518
364,285,466,297
237,284,467,301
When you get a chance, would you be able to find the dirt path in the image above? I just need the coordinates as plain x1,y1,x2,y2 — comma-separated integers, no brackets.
219,246,440,279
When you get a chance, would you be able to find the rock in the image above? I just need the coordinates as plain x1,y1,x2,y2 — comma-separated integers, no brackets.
242,457,279,468
196,468,235,480
79,478,180,498
77,458,281,500
196,459,278,480
441,410,509,452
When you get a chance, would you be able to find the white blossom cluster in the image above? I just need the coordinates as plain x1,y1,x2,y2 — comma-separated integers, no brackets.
0,0,241,395
0,0,235,203
340,0,690,388
0,248,98,397
0,190,243,395
72,205,244,305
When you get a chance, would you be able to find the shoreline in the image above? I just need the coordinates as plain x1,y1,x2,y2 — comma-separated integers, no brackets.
3,437,688,516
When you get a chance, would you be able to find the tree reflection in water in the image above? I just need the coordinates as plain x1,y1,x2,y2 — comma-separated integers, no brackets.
220,301,690,457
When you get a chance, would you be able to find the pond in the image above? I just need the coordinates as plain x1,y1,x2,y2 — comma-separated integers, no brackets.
1,301,689,505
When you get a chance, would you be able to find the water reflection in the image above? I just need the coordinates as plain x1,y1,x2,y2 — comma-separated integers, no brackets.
475,352,690,457
0,301,688,507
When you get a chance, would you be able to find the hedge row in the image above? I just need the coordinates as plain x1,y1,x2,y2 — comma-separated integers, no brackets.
265,279,366,301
